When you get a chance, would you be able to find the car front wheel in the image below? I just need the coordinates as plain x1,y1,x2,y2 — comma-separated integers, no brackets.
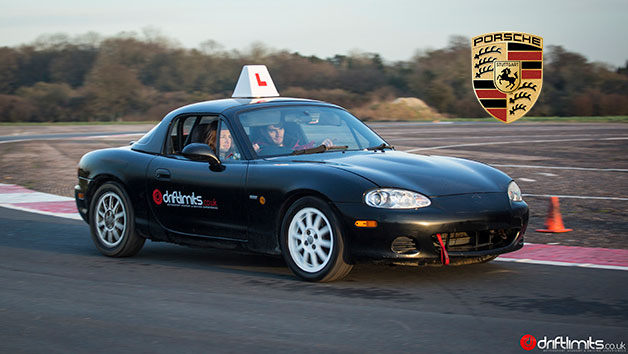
89,182,145,257
281,197,352,282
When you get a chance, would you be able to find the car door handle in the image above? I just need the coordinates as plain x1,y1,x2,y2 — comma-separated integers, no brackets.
155,168,171,181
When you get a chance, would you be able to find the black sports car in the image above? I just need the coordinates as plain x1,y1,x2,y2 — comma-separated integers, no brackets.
75,66,528,282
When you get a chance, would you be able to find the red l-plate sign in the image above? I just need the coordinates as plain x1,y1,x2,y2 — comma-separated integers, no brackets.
255,73,267,87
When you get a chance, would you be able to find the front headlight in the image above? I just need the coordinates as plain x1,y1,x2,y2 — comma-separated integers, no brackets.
364,188,431,209
508,181,523,202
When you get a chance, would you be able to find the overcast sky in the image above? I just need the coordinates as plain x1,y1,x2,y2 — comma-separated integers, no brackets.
1,0,627,67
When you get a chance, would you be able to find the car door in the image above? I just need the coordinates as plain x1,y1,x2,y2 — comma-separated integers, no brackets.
147,116,248,241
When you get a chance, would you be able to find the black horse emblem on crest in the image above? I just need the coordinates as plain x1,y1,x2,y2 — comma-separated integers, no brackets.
497,68,518,90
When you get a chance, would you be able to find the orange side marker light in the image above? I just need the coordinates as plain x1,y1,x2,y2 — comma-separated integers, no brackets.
355,220,378,228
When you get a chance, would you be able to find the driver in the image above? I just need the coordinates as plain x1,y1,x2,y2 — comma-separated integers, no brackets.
253,123,332,154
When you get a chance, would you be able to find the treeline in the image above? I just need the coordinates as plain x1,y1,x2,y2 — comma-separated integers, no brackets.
1,32,627,122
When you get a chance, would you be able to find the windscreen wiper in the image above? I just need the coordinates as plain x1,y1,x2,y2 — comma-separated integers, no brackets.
292,145,349,155
366,143,395,151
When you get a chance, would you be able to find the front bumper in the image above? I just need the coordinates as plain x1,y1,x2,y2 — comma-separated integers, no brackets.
334,193,529,265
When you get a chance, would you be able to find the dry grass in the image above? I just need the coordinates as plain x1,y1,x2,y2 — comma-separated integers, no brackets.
1,133,146,197
352,97,444,121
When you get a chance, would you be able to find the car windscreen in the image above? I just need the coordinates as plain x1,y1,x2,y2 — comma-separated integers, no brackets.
237,106,386,157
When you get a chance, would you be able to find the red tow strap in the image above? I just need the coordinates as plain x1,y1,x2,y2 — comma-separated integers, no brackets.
436,233,450,265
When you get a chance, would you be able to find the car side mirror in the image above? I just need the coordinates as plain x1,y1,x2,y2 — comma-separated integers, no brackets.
182,143,221,166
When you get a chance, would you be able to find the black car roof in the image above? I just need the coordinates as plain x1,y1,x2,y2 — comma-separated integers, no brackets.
131,97,340,154
173,97,318,114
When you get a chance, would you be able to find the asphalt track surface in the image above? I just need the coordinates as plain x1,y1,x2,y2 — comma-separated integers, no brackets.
1,121,628,353
1,207,627,353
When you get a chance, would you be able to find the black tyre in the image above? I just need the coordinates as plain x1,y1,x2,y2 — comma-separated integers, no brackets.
280,196,352,282
89,182,145,257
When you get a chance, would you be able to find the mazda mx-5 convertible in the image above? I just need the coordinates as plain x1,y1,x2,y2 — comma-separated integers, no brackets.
75,65,528,282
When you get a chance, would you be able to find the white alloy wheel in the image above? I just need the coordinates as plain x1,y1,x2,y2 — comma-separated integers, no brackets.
281,196,352,282
95,191,127,247
287,207,334,273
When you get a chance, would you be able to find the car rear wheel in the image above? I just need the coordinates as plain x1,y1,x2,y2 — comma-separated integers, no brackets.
89,182,145,257
281,197,352,282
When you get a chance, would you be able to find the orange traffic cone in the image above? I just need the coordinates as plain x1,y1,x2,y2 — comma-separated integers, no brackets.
536,196,572,233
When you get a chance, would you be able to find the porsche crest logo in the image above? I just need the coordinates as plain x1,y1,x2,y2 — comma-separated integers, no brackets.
472,32,543,123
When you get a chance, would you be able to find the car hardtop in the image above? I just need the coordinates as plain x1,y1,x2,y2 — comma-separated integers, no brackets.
131,97,344,155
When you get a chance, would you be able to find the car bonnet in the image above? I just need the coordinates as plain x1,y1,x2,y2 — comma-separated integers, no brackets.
277,151,511,197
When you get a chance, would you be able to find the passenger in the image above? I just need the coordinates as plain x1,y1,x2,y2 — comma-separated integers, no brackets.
219,128,240,160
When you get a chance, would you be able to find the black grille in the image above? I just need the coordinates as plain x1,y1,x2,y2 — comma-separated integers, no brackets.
391,236,419,255
432,229,519,253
